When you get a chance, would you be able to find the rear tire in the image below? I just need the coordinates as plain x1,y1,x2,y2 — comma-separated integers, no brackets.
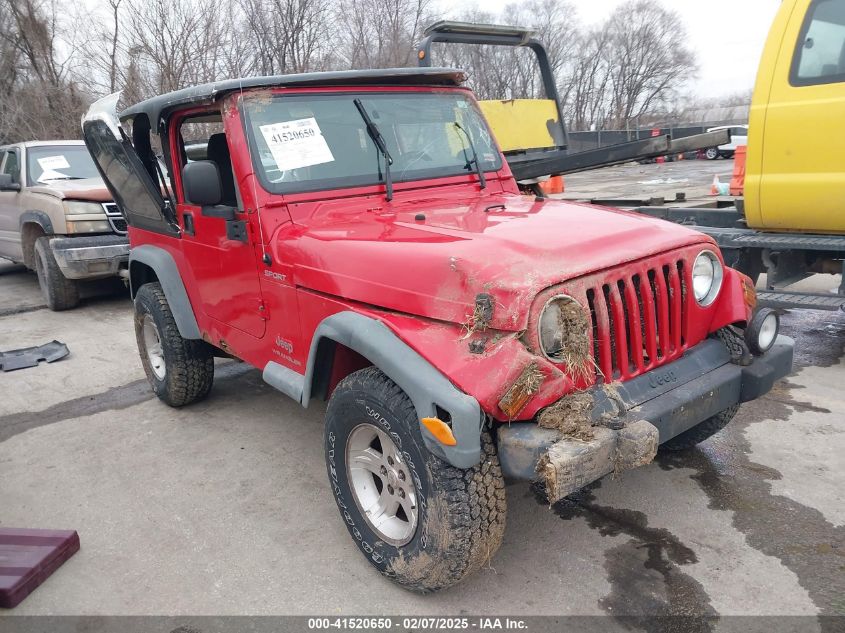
134,282,214,407
34,236,79,311
659,405,739,451
704,147,720,160
324,366,507,593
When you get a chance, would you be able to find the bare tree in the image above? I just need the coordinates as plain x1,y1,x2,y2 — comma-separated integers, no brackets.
338,0,432,69
121,0,235,96
0,0,89,142
602,0,697,128
565,28,612,130
107,0,122,92
0,1,19,95
240,0,335,75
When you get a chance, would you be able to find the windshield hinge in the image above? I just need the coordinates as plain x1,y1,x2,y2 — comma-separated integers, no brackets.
164,201,182,235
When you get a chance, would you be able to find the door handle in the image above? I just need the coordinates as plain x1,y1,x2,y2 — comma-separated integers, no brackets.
182,212,195,235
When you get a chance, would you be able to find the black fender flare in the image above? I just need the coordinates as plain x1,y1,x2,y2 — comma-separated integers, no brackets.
129,244,201,339
262,311,483,469
19,211,54,234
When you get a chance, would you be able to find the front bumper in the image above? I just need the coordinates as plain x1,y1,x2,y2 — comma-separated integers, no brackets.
497,335,794,490
49,235,129,280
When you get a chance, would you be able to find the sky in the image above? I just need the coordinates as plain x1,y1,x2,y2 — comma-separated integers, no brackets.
443,0,784,98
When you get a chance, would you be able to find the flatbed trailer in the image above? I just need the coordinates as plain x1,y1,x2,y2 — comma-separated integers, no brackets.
617,204,845,312
417,22,729,184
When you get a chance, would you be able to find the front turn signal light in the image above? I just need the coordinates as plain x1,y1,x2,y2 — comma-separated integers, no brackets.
740,273,758,310
498,362,544,419
421,417,457,446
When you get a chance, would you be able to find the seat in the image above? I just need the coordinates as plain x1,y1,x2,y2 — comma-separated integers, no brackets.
206,133,237,207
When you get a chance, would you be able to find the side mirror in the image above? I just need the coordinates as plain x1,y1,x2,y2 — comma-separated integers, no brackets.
0,173,21,192
182,161,222,207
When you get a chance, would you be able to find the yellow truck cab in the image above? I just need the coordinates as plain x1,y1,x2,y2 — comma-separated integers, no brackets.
747,0,845,234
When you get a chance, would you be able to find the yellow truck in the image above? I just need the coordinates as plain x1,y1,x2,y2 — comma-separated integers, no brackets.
746,0,845,237
602,0,845,310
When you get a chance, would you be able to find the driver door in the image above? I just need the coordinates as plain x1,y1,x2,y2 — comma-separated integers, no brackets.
170,111,266,338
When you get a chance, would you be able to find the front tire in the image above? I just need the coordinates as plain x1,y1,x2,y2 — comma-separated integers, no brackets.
324,367,506,593
34,236,79,311
134,282,214,407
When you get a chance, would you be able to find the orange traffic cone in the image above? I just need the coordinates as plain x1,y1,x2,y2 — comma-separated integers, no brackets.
540,175,565,195
710,174,730,196
710,175,721,196
730,146,746,196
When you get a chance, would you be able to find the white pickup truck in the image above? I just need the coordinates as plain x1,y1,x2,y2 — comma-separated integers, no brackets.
704,124,749,160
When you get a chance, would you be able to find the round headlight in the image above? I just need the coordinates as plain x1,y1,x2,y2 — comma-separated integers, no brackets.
692,250,723,306
538,295,589,363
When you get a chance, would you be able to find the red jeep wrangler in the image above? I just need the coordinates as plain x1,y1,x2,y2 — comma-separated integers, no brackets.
82,69,793,592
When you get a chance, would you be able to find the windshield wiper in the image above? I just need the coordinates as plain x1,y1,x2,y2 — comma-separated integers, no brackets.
353,98,393,201
453,122,486,190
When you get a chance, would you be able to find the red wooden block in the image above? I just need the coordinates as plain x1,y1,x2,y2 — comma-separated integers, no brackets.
0,528,80,608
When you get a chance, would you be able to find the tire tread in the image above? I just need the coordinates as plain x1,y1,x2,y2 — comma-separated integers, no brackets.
135,282,213,407
34,236,79,311
330,367,506,593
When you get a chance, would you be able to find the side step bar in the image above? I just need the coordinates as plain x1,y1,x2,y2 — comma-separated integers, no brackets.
758,290,845,312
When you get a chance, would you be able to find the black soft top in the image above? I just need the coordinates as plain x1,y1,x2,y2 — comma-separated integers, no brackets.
120,68,467,125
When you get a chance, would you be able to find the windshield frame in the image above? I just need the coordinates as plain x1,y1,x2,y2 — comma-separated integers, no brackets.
238,86,503,198
26,144,102,186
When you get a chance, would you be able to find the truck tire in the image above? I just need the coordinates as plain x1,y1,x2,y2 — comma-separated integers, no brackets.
34,236,79,311
704,147,719,160
324,366,506,593
659,405,739,451
134,282,214,407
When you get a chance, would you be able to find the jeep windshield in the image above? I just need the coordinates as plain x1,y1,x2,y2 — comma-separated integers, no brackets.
242,91,502,195
27,145,101,185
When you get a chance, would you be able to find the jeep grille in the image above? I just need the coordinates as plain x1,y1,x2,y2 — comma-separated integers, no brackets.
557,247,705,384
586,260,687,382
102,202,127,235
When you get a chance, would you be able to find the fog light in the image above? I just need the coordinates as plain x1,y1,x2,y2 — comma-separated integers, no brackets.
745,308,779,355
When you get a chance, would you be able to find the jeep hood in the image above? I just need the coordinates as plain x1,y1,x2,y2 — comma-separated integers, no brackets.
282,193,712,331
28,177,112,202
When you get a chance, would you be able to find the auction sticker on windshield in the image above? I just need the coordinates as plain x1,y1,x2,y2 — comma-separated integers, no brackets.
259,118,334,171
37,155,70,171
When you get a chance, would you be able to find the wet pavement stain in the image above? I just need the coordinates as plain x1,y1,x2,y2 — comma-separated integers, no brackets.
0,303,47,317
532,483,717,631
0,362,255,442
656,310,845,627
